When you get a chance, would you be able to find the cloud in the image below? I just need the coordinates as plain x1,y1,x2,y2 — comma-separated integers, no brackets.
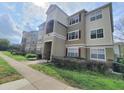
32,1,49,9
0,14,22,44
20,2,49,31
5,4,15,11
0,3,16,12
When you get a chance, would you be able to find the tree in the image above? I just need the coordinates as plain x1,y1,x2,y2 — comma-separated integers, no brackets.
114,16,124,41
0,39,10,51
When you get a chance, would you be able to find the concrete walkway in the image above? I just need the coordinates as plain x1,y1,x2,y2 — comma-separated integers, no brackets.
0,52,77,90
22,60,48,65
0,79,36,90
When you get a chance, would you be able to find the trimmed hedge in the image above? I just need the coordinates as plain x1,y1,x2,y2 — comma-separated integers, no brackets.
51,57,110,74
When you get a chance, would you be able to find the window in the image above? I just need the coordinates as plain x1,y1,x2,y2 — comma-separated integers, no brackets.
68,30,79,40
97,29,103,38
67,47,79,57
90,29,103,39
69,14,80,25
91,30,96,39
91,49,97,59
97,49,105,59
90,17,95,21
96,14,102,20
46,20,54,34
90,13,102,22
90,48,106,61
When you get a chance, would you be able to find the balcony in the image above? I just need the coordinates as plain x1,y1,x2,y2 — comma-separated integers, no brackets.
46,20,54,34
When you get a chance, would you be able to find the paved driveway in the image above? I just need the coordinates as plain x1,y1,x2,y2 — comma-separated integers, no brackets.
0,52,77,90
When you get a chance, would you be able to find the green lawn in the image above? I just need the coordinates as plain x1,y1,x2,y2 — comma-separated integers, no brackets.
0,56,23,84
3,51,27,61
30,63,124,90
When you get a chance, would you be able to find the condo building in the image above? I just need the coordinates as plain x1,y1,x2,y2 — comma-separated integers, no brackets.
21,31,38,53
36,23,45,54
42,3,114,63
21,3,114,63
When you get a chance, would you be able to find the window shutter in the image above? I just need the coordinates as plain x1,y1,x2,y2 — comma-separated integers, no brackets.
79,13,81,22
66,48,68,56
66,33,68,40
79,48,81,57
79,30,81,39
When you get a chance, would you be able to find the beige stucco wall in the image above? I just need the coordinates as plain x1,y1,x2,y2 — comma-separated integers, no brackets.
46,7,68,26
55,8,68,26
86,5,113,46
66,11,86,45
106,48,114,61
86,48,90,60
52,37,66,57
80,47,87,59
51,21,67,57
46,8,57,22
54,21,67,36
43,33,53,42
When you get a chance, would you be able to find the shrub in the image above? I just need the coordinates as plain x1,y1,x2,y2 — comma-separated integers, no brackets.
112,62,124,73
51,57,110,74
10,50,26,56
25,53,37,61
11,51,16,55
25,53,37,58
119,58,124,64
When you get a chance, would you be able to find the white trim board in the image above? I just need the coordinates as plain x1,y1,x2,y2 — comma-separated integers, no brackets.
66,44,86,47
52,32,66,40
66,44,113,48
86,45,113,48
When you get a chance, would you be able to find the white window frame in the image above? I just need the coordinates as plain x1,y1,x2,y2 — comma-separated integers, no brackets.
91,30,97,39
97,29,104,38
90,11,102,22
67,47,79,57
90,48,106,62
69,15,80,25
68,30,79,41
90,28,104,39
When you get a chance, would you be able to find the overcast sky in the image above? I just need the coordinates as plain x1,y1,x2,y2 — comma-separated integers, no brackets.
0,2,124,44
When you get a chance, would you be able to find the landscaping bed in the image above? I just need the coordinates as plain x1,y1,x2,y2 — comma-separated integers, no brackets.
0,57,23,84
30,63,124,89
51,57,111,74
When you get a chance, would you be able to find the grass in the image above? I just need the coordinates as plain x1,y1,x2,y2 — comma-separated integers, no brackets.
3,51,27,61
30,63,124,90
0,56,23,84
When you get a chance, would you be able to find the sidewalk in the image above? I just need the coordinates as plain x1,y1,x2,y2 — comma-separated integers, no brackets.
22,60,47,65
0,52,77,90
0,79,36,90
